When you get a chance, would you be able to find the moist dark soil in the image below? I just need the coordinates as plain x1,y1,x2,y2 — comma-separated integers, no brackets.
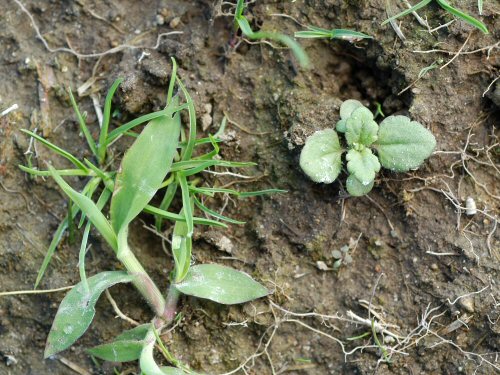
0,1,499,374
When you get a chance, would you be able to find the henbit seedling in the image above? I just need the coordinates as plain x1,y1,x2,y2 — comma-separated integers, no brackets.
299,99,436,196
20,58,283,373
382,0,489,34
295,26,372,42
233,0,309,67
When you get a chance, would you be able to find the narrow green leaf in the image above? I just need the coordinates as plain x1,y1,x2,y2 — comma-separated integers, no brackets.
106,108,169,144
68,88,97,156
345,107,378,147
374,115,436,172
19,165,89,177
236,16,310,68
144,205,228,228
178,173,193,238
193,196,245,225
238,189,287,198
381,0,433,26
299,129,343,183
436,0,488,34
88,340,143,362
155,182,178,231
294,30,330,38
20,130,88,172
44,271,135,358
175,264,269,305
346,148,380,185
176,78,197,161
98,78,123,163
110,104,181,234
346,174,374,196
172,208,193,282
330,29,373,40
48,166,117,250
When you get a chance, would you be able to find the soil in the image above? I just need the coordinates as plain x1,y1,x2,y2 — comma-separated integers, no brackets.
0,0,499,374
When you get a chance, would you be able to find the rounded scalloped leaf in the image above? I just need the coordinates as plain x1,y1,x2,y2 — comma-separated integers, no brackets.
299,129,343,183
346,148,380,185
345,107,378,147
336,119,347,133
346,174,374,196
375,115,436,172
340,99,364,119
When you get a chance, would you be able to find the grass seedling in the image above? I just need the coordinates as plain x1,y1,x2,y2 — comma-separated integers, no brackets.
295,26,372,42
382,0,489,34
299,99,436,196
21,58,283,373
233,0,309,67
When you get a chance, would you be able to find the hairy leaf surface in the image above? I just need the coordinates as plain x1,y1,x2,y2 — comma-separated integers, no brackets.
346,174,374,196
374,115,436,172
299,129,343,183
346,148,380,185
345,107,378,146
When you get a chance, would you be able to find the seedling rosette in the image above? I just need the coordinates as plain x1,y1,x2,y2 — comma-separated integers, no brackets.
299,99,436,196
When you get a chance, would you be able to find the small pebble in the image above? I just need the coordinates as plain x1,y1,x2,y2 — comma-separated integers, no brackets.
430,263,438,271
4,355,17,366
458,296,475,313
156,14,165,25
316,261,329,271
169,17,181,29
465,196,477,216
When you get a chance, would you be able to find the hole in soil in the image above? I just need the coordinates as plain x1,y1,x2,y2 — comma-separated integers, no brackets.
280,41,412,148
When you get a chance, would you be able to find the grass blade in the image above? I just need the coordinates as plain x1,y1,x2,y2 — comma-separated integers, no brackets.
436,0,488,34
238,189,287,197
48,166,117,251
98,78,123,163
68,88,97,156
193,196,245,225
144,205,228,228
20,130,89,172
381,0,432,26
172,207,192,282
236,17,310,68
178,173,193,237
155,182,178,231
176,78,197,161
19,165,88,177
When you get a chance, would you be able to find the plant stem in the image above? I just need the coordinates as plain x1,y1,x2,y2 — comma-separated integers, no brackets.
162,283,180,323
117,230,166,317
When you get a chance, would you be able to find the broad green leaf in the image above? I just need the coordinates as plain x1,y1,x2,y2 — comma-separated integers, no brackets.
87,340,143,362
48,166,117,250
175,264,268,305
346,148,380,185
44,271,135,358
172,207,193,283
346,174,374,196
115,324,151,341
345,107,378,147
374,115,436,172
340,99,365,120
111,103,181,234
140,328,165,375
299,129,343,183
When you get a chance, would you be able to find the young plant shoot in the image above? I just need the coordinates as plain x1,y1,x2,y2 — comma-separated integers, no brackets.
382,0,488,34
295,26,372,42
21,59,278,373
299,100,436,196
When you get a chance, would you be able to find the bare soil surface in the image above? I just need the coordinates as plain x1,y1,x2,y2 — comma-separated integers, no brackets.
0,1,499,374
